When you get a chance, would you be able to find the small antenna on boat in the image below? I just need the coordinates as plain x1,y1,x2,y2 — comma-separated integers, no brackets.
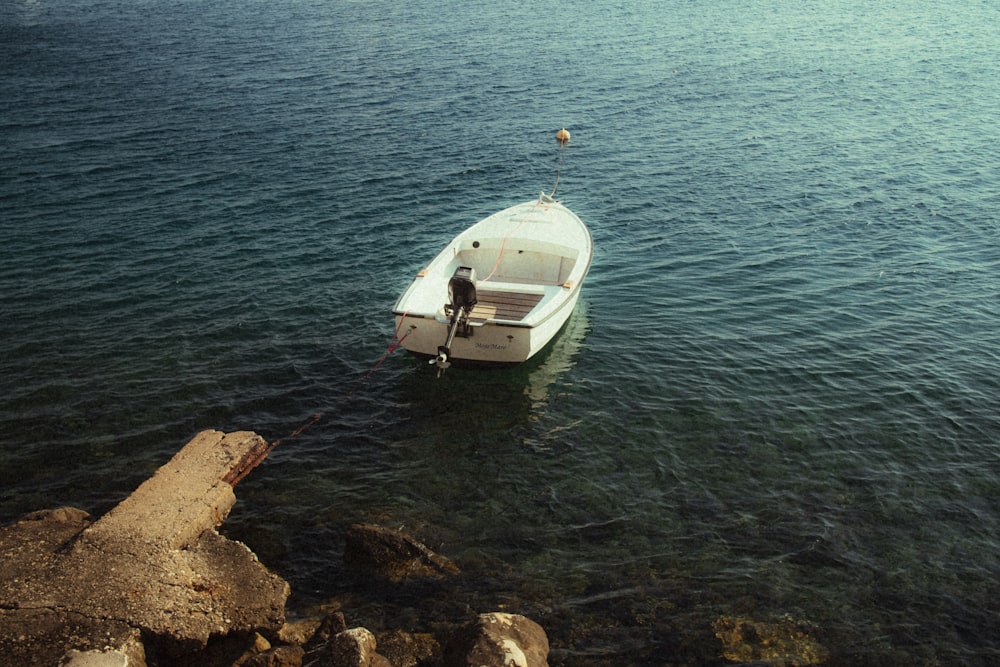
550,128,571,198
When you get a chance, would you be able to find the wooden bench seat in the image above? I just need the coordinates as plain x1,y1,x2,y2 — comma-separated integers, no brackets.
469,289,543,323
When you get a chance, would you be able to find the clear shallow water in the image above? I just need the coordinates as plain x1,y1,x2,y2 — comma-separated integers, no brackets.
2,0,999,664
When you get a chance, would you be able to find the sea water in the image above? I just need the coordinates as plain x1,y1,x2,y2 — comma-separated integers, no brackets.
2,0,998,663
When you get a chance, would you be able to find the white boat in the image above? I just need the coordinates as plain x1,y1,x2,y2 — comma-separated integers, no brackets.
392,191,592,374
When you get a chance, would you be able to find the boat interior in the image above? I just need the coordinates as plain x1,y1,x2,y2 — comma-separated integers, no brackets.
455,238,580,286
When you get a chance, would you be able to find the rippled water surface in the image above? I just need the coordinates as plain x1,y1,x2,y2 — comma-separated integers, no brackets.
2,0,999,664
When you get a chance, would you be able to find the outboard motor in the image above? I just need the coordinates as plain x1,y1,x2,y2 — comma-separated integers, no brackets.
432,266,478,376
448,266,478,313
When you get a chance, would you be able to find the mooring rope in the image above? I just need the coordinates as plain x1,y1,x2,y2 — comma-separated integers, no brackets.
550,138,567,197
483,129,569,283
357,310,411,388
263,312,411,453
255,411,323,470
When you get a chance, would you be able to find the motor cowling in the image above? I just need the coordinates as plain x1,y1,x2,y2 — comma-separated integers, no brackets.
448,266,478,312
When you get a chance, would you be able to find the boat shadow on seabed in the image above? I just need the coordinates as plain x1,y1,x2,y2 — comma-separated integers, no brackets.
398,299,590,400
396,300,590,420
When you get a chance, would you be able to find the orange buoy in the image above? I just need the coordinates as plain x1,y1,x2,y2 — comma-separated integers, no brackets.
555,128,571,144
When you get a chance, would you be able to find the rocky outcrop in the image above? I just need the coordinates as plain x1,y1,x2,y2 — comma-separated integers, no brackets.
301,613,391,667
294,610,548,667
445,613,550,667
0,431,553,667
329,627,389,667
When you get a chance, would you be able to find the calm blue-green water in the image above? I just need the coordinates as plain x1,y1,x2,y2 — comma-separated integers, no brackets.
2,0,999,663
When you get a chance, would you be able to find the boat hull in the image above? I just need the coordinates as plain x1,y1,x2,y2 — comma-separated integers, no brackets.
394,287,583,367
392,193,592,368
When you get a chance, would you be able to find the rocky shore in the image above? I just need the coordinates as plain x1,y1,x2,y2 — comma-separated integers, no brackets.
1,430,832,666
0,431,553,667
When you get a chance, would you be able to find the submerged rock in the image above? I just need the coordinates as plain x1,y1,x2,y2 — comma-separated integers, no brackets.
713,614,829,666
344,523,460,584
376,628,441,667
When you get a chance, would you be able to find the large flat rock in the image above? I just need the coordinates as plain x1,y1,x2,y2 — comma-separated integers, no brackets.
80,430,270,551
0,430,289,665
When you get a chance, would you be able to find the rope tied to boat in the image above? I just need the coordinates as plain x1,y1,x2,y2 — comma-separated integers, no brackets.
262,312,412,451
360,310,411,384
483,128,572,284
551,128,570,197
